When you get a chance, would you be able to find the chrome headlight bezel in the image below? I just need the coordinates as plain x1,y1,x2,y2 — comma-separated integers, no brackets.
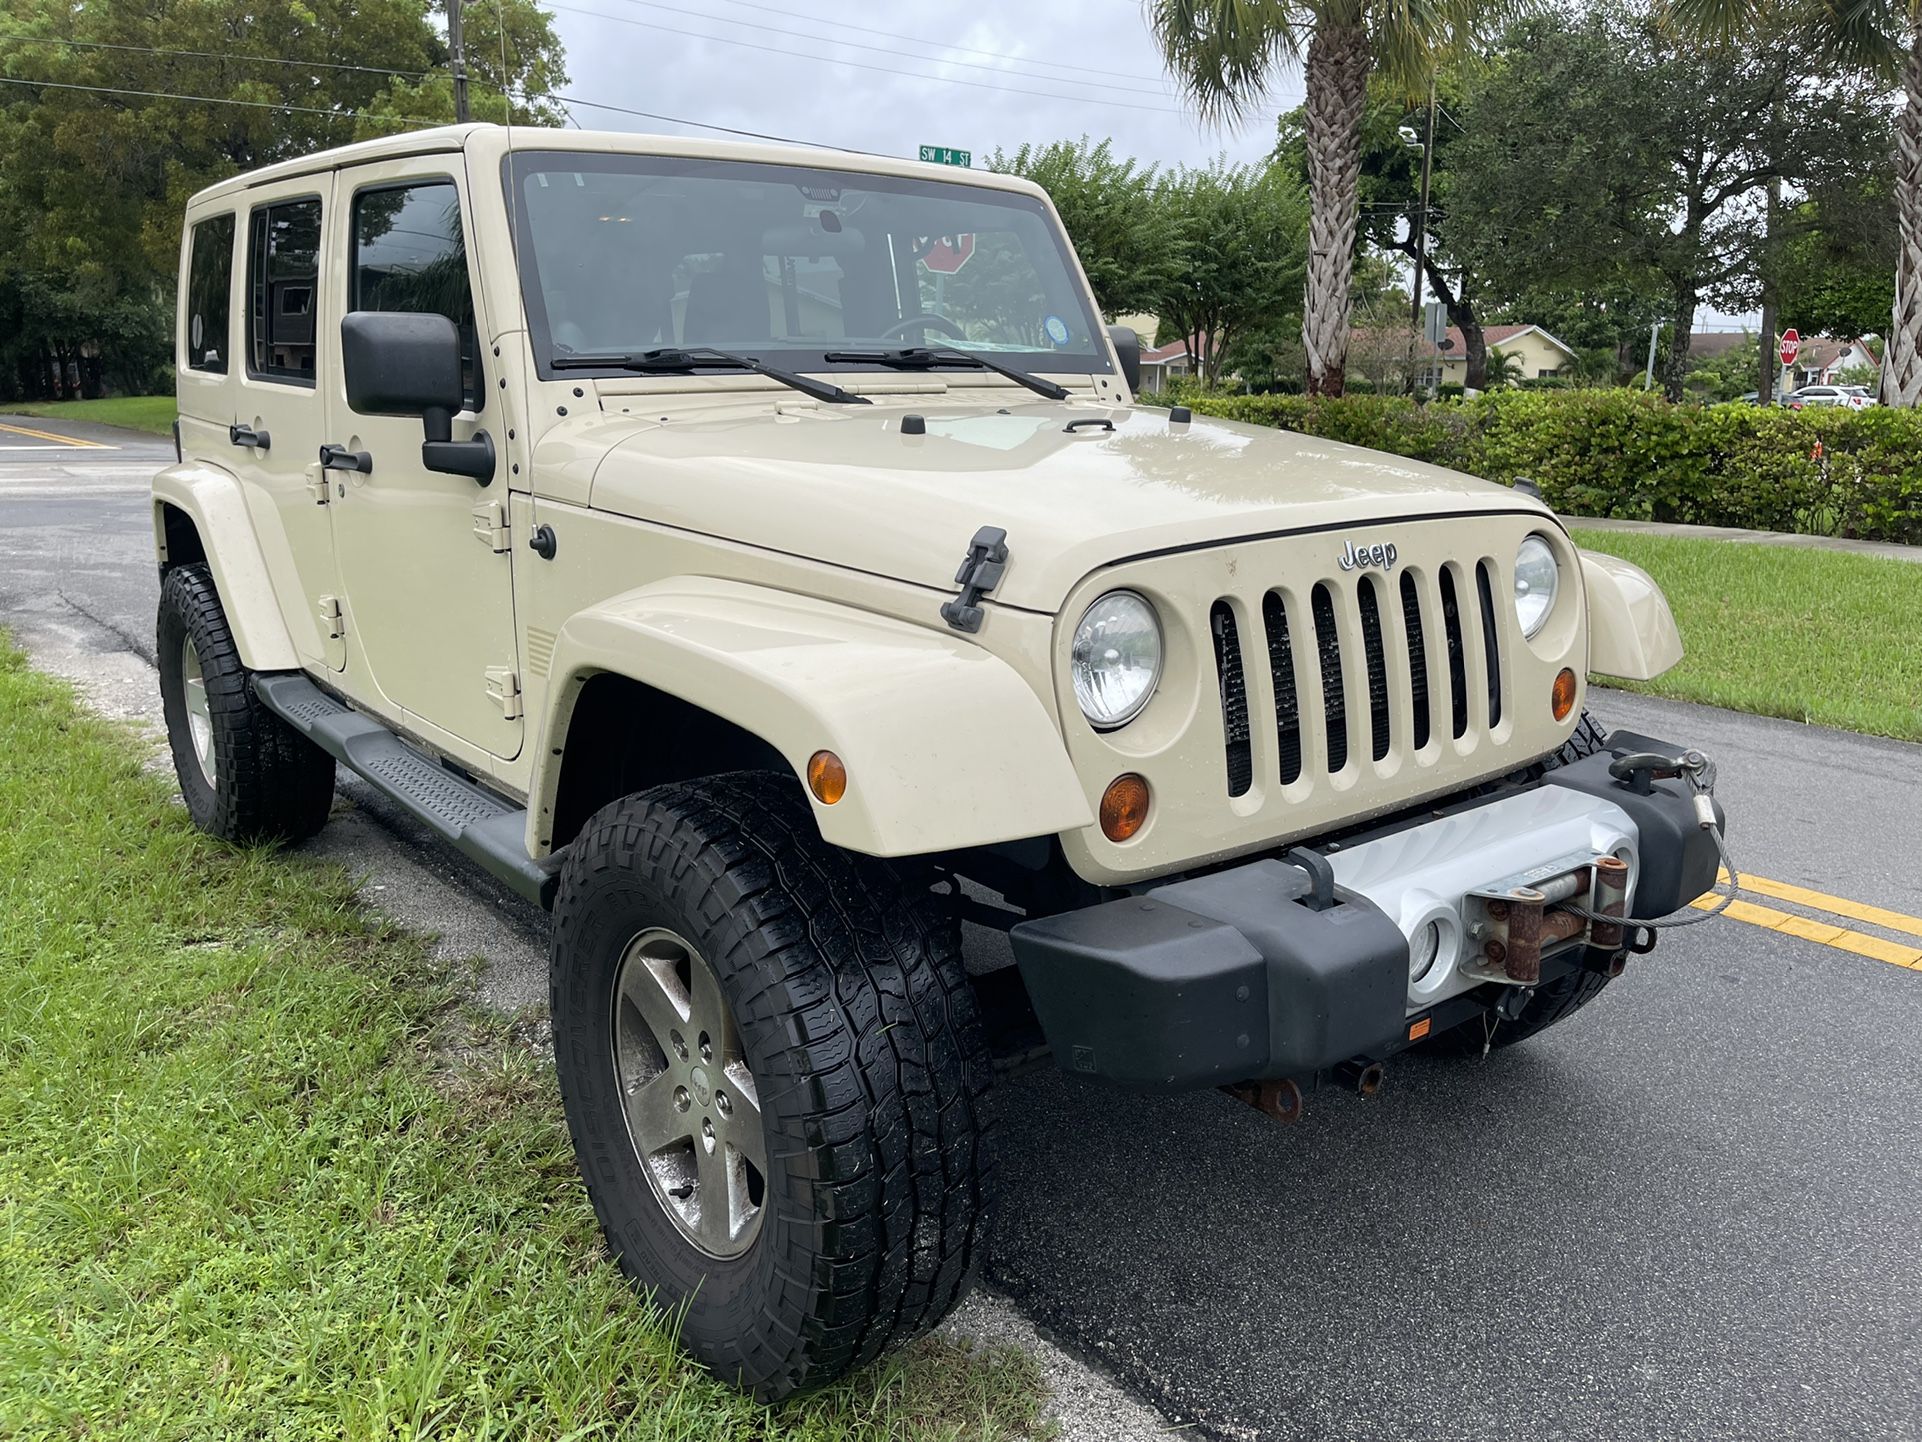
1070,590,1163,730
1513,533,1561,639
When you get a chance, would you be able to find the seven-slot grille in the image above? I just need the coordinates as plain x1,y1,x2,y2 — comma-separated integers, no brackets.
1210,558,1508,793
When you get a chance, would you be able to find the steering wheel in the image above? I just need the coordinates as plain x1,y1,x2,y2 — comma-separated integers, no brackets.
880,314,969,343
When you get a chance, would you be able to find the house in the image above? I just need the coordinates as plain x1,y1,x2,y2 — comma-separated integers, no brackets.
1113,312,1202,390
1420,324,1578,386
1786,336,1880,390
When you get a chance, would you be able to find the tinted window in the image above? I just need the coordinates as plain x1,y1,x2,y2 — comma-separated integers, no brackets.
185,215,235,374
248,198,321,384
352,181,482,410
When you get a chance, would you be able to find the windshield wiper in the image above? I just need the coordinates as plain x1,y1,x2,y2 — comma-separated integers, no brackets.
551,346,870,405
821,346,1070,401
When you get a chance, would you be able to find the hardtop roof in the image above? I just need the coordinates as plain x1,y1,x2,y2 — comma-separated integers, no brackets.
184,123,1046,210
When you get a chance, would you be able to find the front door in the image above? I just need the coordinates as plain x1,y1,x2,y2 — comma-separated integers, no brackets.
230,178,342,668
323,160,521,760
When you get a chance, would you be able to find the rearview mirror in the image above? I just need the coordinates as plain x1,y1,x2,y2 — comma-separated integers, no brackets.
341,311,494,484
1107,325,1141,394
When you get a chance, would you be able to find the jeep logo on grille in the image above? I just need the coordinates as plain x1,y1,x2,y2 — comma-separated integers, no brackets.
1337,539,1399,572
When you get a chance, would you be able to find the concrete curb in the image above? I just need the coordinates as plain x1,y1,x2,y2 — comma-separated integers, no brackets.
1567,514,1922,565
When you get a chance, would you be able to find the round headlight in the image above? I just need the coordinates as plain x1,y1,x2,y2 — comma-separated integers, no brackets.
1071,591,1162,729
1513,534,1560,638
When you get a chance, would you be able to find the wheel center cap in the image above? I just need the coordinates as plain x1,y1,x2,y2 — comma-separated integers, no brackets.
689,1065,713,1108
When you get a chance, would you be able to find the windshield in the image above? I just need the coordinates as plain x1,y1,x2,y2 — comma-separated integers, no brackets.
505,150,1109,380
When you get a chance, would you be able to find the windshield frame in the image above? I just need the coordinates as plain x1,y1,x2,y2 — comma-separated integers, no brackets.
501,148,1113,385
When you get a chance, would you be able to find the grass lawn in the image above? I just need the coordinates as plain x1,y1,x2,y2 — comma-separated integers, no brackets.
0,640,1045,1441
1571,529,1922,743
8,395,177,436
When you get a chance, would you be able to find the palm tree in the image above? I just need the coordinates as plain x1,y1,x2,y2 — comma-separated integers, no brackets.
1146,0,1494,396
1483,346,1526,387
1674,0,1921,407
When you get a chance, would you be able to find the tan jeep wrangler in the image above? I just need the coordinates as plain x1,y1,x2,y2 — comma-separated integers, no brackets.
155,124,1726,1398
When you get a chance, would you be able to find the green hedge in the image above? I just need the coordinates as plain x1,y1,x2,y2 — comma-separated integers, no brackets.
1172,389,1922,544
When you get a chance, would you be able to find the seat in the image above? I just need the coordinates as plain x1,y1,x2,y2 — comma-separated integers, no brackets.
683,267,770,344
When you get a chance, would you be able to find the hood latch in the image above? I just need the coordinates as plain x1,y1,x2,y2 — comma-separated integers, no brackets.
940,526,1008,634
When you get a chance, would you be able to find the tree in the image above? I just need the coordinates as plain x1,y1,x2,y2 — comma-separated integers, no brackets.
0,0,565,401
1673,0,1922,406
1439,3,1881,400
1277,71,1506,385
986,138,1183,319
1775,196,1899,341
1150,159,1309,386
1145,0,1504,397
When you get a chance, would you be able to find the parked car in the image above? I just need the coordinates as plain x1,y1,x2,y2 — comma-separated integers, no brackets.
153,123,1729,1399
1787,384,1874,410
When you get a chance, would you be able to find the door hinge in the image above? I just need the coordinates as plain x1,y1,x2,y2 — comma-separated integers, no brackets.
484,665,522,721
940,525,1008,634
317,594,345,639
306,466,331,506
471,499,510,553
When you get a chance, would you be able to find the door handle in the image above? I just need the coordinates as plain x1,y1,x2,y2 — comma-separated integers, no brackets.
228,423,271,450
318,443,373,474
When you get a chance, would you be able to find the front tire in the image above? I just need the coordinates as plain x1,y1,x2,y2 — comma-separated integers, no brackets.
156,563,335,843
548,772,993,1399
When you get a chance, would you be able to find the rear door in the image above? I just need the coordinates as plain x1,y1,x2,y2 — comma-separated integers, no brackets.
323,158,521,760
229,178,343,668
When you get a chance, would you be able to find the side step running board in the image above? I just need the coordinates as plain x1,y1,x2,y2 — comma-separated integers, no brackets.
253,673,563,909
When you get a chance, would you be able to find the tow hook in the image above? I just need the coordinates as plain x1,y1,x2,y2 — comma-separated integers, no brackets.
1223,1077,1305,1124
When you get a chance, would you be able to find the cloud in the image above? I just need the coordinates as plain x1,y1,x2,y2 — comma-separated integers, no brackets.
545,0,1300,170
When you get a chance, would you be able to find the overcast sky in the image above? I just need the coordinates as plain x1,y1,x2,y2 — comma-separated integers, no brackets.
539,0,1290,170
535,0,1755,331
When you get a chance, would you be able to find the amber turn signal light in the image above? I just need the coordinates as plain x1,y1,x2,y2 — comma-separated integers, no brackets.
1551,667,1578,722
1099,773,1150,842
807,750,847,805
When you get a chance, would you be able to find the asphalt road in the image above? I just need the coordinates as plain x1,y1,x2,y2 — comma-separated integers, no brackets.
5,416,1919,1442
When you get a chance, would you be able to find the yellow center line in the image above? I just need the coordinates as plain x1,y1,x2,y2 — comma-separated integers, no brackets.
0,420,113,449
1717,869,1922,942
1689,890,1922,970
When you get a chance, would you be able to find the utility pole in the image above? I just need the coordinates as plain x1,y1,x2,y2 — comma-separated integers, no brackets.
1758,178,1781,404
448,0,471,123
1409,74,1437,328
1643,321,1664,391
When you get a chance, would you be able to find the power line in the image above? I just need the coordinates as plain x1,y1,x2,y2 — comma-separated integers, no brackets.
685,0,1172,83
542,2,1198,115
0,73,433,124
534,89,887,154
593,0,1174,97
0,31,429,79
0,67,888,157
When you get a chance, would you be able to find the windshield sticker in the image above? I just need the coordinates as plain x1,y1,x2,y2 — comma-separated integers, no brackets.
1043,314,1070,347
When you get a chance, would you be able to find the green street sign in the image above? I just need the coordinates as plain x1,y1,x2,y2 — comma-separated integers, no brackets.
918,145,972,167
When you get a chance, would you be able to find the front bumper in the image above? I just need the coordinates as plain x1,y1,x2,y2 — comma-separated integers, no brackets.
1009,730,1725,1091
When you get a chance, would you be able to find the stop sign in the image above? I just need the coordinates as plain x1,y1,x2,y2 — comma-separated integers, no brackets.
1779,328,1800,366
920,234,974,274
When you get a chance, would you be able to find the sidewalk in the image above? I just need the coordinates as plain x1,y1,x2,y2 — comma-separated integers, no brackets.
1568,514,1922,565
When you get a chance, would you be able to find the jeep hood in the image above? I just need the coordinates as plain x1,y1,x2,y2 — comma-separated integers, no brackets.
573,400,1552,614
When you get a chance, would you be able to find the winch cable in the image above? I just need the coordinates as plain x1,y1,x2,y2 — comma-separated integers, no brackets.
1557,750,1738,938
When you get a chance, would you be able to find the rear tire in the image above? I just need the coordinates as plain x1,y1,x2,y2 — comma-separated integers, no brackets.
156,563,335,843
548,771,993,1399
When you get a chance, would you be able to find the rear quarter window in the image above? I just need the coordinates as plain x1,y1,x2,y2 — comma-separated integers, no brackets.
184,215,235,374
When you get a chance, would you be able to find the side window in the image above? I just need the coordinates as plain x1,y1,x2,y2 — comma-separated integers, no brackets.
248,197,322,385
184,215,235,374
352,180,482,410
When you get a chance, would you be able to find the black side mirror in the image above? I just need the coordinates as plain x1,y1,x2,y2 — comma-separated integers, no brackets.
341,311,495,484
1107,324,1141,394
